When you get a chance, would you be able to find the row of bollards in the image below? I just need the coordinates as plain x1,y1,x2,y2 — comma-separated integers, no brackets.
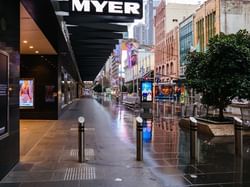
76,114,244,164
77,115,145,163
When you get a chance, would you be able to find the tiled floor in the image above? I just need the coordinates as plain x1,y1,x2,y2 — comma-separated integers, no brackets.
1,97,250,187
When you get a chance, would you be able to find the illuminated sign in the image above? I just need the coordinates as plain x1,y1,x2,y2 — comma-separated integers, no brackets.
141,81,153,102
19,79,34,108
70,0,143,19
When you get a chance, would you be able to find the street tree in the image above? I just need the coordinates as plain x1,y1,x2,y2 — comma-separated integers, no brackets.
185,30,250,120
93,84,102,93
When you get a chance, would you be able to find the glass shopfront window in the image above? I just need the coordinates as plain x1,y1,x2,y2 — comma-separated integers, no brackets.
60,67,77,108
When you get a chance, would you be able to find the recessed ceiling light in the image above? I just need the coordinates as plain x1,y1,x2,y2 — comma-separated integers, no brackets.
23,40,28,44
29,46,34,49
35,51,39,54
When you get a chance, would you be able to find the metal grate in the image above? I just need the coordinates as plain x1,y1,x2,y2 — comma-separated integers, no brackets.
64,167,96,180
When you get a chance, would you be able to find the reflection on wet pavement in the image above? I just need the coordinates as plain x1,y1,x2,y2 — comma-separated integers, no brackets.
99,96,250,186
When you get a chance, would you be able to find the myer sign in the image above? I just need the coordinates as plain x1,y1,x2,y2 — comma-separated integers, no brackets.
70,0,143,19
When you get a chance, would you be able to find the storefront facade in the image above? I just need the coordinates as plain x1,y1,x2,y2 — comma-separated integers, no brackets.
0,0,81,179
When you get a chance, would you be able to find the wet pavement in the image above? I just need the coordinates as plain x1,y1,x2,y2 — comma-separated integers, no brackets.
1,96,250,186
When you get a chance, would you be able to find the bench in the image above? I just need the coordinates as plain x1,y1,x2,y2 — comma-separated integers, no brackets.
122,96,140,109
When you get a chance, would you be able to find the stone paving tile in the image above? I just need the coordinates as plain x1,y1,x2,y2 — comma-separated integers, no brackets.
12,163,34,172
19,181,80,187
2,171,53,183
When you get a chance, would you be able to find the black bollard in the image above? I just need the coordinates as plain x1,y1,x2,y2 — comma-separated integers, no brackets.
190,117,198,161
136,116,143,161
234,117,243,157
78,116,85,163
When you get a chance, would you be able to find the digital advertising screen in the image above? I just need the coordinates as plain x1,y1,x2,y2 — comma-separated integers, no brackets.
141,81,153,102
155,83,182,101
0,50,9,137
19,79,34,108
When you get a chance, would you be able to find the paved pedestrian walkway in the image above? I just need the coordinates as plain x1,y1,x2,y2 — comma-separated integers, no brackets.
1,98,164,187
1,97,250,187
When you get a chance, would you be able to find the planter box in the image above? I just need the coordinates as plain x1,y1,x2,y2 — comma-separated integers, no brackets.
179,118,234,137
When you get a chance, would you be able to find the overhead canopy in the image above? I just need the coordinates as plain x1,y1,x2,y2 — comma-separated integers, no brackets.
53,0,142,81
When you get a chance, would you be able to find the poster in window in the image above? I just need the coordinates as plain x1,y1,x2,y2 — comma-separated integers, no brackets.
19,79,34,108
0,50,9,137
45,85,55,102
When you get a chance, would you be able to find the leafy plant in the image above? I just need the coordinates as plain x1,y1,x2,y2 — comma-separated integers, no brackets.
185,30,250,120
93,84,102,93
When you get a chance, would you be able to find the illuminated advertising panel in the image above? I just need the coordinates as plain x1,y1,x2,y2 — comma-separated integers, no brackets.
0,50,9,138
155,83,182,101
19,79,34,108
126,41,139,67
141,81,153,102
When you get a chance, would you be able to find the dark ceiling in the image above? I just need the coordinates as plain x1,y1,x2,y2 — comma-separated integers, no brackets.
54,1,138,81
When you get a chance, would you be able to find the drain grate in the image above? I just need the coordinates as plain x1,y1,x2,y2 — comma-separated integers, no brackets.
64,167,96,180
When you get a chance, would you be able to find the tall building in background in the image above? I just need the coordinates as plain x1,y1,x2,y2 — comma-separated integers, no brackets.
134,0,160,45
133,24,147,45
145,0,154,45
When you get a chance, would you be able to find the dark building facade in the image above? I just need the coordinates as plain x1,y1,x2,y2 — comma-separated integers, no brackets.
0,0,81,179
0,0,20,180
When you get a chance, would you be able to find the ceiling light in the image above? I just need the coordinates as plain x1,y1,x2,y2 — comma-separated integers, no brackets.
23,40,28,44
35,51,39,54
29,46,34,49
55,11,69,16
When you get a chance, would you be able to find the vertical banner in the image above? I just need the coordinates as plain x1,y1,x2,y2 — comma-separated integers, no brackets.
0,50,9,137
126,40,139,67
